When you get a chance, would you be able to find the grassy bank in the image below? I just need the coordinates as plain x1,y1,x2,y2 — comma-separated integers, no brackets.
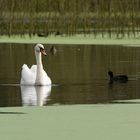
0,104,140,140
0,35,140,45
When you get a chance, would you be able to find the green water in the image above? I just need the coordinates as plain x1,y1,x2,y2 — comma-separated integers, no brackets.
0,43,140,107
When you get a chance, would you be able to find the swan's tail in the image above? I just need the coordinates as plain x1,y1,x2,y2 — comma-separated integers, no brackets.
22,64,28,69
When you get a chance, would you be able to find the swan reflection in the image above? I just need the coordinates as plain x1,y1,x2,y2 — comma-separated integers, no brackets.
21,86,51,106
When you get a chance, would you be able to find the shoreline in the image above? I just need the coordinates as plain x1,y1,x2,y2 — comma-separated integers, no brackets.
0,35,140,46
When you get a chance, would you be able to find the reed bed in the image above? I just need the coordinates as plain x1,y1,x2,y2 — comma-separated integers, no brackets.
0,0,139,38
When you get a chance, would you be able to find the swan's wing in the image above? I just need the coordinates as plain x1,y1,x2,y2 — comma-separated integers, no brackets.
30,65,37,73
20,64,36,85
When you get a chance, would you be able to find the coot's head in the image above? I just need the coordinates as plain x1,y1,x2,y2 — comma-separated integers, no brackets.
108,71,113,78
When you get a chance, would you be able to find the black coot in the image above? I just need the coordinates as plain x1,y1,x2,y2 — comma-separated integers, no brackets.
108,71,128,84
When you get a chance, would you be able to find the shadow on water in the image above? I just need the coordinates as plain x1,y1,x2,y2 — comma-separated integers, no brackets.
0,44,140,107
110,101,140,104
0,112,26,114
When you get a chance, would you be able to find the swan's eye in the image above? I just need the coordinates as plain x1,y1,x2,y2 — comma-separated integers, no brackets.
39,47,47,55
40,47,43,51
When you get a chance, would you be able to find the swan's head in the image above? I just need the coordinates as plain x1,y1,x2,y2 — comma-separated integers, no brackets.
34,44,47,56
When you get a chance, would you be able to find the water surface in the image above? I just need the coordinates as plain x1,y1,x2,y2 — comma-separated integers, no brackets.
0,43,140,107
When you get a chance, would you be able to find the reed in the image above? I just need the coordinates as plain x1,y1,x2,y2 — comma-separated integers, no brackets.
0,0,139,38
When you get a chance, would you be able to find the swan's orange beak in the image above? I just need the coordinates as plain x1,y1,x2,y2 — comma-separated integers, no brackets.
40,48,47,56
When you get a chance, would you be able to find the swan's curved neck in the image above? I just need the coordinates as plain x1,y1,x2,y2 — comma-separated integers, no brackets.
35,52,43,69
35,51,44,85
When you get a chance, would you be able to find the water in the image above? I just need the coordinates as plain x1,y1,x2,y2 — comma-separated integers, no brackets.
0,43,140,107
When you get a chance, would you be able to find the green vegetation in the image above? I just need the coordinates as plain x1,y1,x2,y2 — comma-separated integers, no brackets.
0,104,140,140
0,35,140,45
0,0,140,38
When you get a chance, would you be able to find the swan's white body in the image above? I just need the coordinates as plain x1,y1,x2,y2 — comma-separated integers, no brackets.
20,44,51,86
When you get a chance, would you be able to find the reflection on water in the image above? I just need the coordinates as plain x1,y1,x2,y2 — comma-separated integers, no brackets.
21,86,51,106
0,43,140,107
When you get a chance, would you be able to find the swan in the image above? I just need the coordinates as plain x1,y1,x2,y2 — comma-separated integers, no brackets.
20,44,51,85
108,71,128,84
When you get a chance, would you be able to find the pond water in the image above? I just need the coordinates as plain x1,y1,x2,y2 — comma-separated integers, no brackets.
0,43,140,107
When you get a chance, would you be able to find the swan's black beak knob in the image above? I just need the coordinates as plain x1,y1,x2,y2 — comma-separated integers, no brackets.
40,48,47,56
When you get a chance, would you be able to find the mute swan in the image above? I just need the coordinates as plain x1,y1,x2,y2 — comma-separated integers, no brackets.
20,44,51,85
108,71,128,84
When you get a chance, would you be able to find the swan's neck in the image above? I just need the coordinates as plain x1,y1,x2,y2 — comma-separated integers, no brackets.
35,52,44,85
35,52,43,69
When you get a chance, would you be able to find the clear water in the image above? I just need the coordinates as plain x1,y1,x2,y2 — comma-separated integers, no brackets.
0,43,140,107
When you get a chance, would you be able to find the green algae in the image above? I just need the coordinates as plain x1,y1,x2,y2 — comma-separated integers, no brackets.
0,35,140,45
0,104,140,140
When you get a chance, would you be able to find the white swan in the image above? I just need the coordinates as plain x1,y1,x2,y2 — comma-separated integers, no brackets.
20,44,51,85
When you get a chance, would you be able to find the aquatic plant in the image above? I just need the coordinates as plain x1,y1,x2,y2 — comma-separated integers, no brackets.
0,0,139,38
